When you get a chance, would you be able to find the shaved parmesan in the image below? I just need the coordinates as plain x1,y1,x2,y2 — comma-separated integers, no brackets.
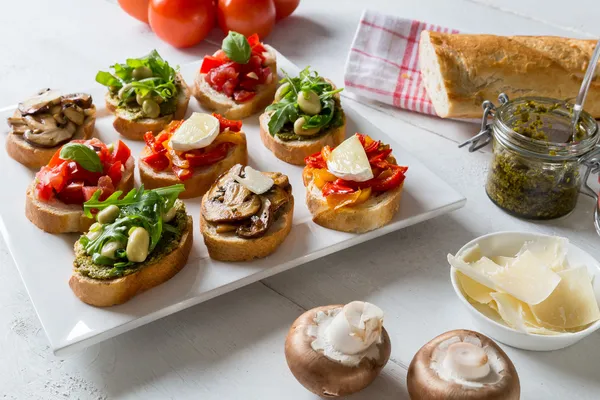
490,256,514,267
491,293,530,332
517,237,568,272
530,266,600,329
490,250,561,305
456,272,493,304
448,255,497,289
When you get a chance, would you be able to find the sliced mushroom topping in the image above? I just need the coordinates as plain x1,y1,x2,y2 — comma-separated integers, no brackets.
202,179,262,223
65,121,77,135
18,89,62,115
264,171,289,188
263,185,291,213
215,223,238,234
62,104,85,125
61,93,93,109
23,114,57,131
237,198,272,238
24,128,74,148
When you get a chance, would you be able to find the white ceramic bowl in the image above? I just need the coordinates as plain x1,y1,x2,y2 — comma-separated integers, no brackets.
450,231,600,351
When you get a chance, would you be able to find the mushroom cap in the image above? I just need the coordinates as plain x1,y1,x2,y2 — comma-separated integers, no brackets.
284,304,391,397
407,330,520,400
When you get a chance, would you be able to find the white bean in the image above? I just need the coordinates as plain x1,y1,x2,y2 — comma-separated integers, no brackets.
127,227,150,263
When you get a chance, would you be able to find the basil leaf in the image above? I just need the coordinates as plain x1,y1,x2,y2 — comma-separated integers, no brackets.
222,31,251,64
59,143,103,173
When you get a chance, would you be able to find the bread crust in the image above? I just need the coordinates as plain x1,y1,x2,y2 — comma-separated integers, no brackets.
200,198,294,262
138,133,248,199
419,31,600,118
25,157,135,233
69,215,193,307
192,47,277,120
6,106,96,169
305,182,403,233
259,112,346,165
107,74,191,140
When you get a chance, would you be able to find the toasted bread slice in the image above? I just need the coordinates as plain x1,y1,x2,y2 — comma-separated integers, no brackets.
259,112,346,165
106,74,191,141
138,133,248,199
305,181,403,233
6,107,96,169
192,46,277,120
25,157,135,233
69,213,193,307
200,197,294,262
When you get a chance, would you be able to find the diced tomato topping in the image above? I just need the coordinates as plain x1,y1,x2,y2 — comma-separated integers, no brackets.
214,50,229,61
247,33,260,47
107,161,123,186
111,140,131,165
200,56,228,74
66,161,102,185
233,90,256,103
212,113,242,132
57,182,85,205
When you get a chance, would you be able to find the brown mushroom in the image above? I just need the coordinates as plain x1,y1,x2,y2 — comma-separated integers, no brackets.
285,302,391,397
61,92,93,109
237,198,272,238
202,167,262,223
24,127,74,148
264,171,289,188
407,330,520,400
23,114,57,131
18,89,62,115
263,184,291,213
62,104,85,125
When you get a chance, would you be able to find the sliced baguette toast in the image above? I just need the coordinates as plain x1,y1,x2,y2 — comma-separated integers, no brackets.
138,133,248,199
200,197,294,262
259,112,346,165
69,213,193,307
192,46,277,120
25,157,135,233
106,74,191,141
305,181,403,233
6,106,96,169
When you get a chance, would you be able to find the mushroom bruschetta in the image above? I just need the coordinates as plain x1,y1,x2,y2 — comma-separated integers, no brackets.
96,50,191,140
200,164,293,261
6,89,96,168
139,112,248,199
25,139,134,233
193,32,277,119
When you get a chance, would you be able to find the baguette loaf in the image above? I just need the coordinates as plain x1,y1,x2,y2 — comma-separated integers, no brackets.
419,32,600,118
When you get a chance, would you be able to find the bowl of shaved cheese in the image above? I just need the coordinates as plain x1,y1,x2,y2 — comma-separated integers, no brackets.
449,231,600,351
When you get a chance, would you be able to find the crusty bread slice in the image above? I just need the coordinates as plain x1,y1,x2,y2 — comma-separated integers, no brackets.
192,46,277,120
69,215,193,307
107,74,191,141
305,181,403,233
200,197,294,262
259,112,346,165
25,157,135,233
138,133,248,199
6,106,96,169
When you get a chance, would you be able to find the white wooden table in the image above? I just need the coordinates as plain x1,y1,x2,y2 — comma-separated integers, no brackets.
1,0,599,398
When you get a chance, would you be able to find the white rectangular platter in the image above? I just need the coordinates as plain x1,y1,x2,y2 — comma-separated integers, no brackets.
0,44,465,355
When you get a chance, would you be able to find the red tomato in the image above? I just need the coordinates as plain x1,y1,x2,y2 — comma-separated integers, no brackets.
149,0,216,48
200,56,227,74
185,143,233,167
212,113,242,132
111,140,131,165
118,0,150,23
273,0,299,20
57,182,85,205
217,0,276,39
107,161,123,186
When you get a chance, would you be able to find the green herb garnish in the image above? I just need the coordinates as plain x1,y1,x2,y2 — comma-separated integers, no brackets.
266,67,344,140
59,143,103,172
222,31,251,64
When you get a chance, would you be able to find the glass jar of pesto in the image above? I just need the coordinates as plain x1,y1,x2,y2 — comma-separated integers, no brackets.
461,94,600,220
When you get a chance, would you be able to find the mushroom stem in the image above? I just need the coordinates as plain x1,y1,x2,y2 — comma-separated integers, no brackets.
442,342,490,380
325,301,383,355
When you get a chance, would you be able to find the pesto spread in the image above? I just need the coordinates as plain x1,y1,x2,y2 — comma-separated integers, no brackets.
74,202,188,280
275,105,345,142
486,100,584,220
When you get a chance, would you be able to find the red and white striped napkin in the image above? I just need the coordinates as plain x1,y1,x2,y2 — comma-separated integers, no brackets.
344,10,458,115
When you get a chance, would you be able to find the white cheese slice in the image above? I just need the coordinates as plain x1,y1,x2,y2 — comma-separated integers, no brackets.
169,112,220,152
490,256,514,267
448,255,498,289
490,292,531,332
456,271,494,304
517,237,569,272
530,266,600,329
326,135,374,182
459,244,482,263
234,166,274,195
490,250,562,305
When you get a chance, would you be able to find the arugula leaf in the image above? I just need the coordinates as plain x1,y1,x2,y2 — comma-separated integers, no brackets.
59,143,103,172
80,185,185,267
222,31,251,64
95,71,121,88
267,99,298,136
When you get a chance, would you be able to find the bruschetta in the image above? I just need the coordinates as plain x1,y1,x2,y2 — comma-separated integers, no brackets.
200,164,294,261
25,139,135,233
6,90,96,169
70,185,193,306
259,68,346,165
193,32,277,120
96,50,191,140
302,134,407,233
139,112,248,199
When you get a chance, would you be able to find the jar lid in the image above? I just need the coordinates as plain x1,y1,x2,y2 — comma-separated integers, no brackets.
495,97,599,160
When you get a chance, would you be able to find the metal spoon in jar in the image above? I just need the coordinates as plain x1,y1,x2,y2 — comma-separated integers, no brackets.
571,39,600,141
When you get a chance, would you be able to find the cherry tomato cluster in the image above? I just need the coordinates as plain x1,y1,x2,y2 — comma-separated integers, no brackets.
118,0,300,48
